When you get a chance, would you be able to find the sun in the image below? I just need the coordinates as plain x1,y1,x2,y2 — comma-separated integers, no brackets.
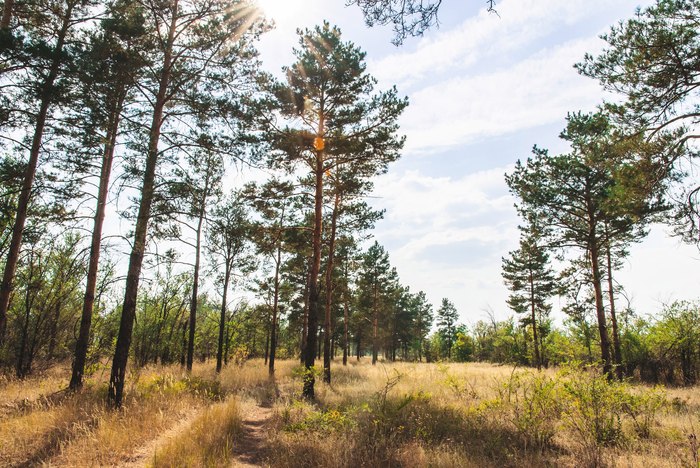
254,0,306,26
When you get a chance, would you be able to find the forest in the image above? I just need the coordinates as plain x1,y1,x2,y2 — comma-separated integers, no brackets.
0,0,699,466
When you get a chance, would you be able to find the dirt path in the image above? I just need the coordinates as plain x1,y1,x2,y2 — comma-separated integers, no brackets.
119,407,201,467
231,402,274,467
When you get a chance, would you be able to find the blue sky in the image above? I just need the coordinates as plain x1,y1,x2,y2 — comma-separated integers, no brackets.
254,0,700,325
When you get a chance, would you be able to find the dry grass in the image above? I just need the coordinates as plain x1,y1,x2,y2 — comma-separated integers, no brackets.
150,397,242,467
0,359,698,467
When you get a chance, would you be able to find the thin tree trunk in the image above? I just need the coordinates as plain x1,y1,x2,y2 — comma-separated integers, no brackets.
590,243,613,377
372,285,378,365
323,192,340,383
528,269,541,370
1,0,14,29
47,298,61,360
269,233,282,376
108,0,178,408
216,263,231,373
264,317,270,365
605,235,623,380
302,117,325,399
0,4,74,346
300,266,310,363
70,90,125,390
187,194,207,372
342,292,349,366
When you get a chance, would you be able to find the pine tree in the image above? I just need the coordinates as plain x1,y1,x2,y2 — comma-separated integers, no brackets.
263,22,406,398
501,219,556,370
436,298,458,359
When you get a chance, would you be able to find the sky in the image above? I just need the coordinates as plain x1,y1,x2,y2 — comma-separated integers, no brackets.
252,0,700,326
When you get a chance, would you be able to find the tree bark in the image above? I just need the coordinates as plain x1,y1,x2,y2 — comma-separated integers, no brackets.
302,122,324,399
342,291,349,366
269,232,282,376
590,242,613,377
1,0,14,29
70,90,125,389
528,269,541,370
0,3,74,347
605,236,624,380
187,187,208,372
108,0,178,408
216,263,231,373
322,192,340,383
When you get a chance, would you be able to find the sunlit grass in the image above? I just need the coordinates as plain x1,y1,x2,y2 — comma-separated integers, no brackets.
0,358,698,467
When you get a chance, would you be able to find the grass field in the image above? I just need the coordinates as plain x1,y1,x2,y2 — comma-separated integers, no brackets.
0,359,698,467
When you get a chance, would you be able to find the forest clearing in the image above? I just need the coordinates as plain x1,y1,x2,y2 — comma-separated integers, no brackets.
0,359,698,467
2,0,700,466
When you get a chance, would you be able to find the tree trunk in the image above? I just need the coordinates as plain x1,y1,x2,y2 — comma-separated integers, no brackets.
47,298,61,360
70,90,125,389
0,4,74,346
322,192,340,383
605,237,624,380
108,0,178,408
300,266,310,363
187,194,207,372
269,235,282,376
302,118,324,399
342,292,349,366
216,263,231,373
1,0,14,29
372,284,378,365
590,243,613,377
528,269,541,370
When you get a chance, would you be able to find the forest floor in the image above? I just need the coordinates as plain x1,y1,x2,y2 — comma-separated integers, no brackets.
0,359,699,467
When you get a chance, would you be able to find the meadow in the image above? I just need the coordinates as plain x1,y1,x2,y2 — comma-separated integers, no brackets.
0,359,698,467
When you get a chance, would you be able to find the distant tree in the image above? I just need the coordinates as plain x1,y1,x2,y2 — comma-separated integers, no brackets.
207,194,252,373
435,298,458,359
356,242,395,365
501,218,556,370
411,291,433,362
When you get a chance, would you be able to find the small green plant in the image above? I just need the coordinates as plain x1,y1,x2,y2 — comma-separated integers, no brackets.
495,371,563,450
437,364,478,402
621,386,666,438
561,368,626,447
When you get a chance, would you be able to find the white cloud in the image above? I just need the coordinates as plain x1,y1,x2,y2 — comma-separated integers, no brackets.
368,0,620,89
397,37,604,155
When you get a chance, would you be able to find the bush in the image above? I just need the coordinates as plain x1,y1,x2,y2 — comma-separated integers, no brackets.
561,369,626,447
495,371,563,450
621,386,666,438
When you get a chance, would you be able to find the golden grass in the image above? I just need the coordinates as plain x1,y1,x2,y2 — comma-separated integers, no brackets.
150,397,242,467
0,358,698,467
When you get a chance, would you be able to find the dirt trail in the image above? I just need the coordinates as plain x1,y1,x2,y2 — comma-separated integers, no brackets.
119,407,201,467
230,403,274,468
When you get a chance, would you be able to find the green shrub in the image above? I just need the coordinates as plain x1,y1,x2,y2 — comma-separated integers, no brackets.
621,386,666,438
561,369,626,447
496,371,563,450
